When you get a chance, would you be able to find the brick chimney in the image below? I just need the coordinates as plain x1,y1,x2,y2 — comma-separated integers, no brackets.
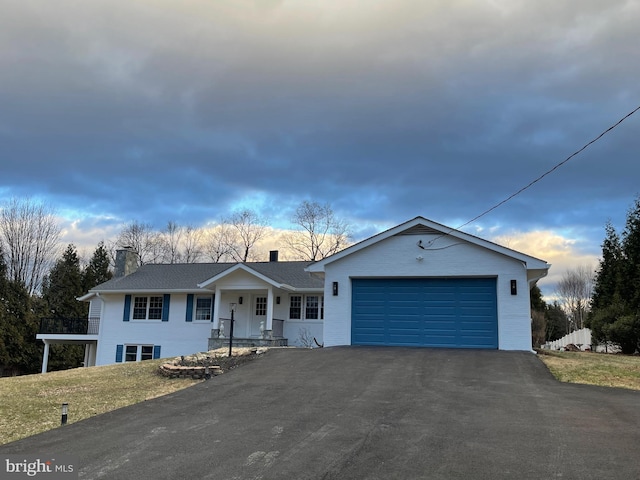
114,247,139,277
269,250,279,262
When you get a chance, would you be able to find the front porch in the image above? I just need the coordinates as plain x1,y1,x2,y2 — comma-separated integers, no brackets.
208,317,288,350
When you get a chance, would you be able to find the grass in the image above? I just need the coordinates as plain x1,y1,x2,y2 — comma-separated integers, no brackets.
537,350,640,391
0,359,201,446
2,350,639,446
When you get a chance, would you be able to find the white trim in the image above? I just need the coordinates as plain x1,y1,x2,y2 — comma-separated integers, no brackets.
307,216,550,273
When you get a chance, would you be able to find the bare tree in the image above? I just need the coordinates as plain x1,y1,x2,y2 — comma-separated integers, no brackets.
113,221,164,265
0,197,62,294
556,265,595,331
284,201,351,261
227,209,268,262
162,221,183,263
204,223,236,262
182,225,203,263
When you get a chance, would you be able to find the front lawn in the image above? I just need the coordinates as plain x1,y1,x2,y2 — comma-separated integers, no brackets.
537,350,640,390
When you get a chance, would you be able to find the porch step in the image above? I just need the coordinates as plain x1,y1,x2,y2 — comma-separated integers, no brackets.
208,337,288,350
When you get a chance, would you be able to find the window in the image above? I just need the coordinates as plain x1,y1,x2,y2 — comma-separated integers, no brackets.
289,296,302,319
132,296,164,320
141,345,154,361
290,295,324,320
305,296,319,319
255,297,267,316
195,296,212,321
125,345,138,362
123,345,157,362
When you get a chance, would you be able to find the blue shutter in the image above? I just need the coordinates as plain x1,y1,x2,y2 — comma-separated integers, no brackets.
115,345,124,362
185,294,194,322
123,295,131,322
153,345,161,359
162,294,170,322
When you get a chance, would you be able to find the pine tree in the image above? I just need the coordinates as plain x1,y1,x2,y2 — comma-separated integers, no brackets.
591,221,623,311
42,244,87,319
40,244,87,370
83,241,113,291
621,197,640,311
0,247,42,375
589,197,640,353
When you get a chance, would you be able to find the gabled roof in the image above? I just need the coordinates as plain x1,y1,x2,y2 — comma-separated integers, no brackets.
87,261,323,294
306,216,551,273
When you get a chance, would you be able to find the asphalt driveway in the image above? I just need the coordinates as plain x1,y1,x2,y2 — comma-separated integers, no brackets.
2,347,639,479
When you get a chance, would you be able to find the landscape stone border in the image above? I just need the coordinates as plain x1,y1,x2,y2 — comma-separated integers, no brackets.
158,347,269,379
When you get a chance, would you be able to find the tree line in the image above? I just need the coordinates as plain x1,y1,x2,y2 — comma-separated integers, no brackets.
0,197,350,374
0,242,112,375
107,201,350,265
531,196,640,354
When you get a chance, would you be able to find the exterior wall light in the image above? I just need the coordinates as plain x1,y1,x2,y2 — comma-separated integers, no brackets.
332,281,339,296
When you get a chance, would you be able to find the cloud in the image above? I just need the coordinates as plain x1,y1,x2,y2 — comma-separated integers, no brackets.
491,229,599,297
0,0,639,275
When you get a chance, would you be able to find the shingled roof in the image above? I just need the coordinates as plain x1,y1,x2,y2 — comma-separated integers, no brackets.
89,261,323,293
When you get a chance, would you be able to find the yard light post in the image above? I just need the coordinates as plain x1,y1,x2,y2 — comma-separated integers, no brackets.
61,402,68,426
228,303,237,357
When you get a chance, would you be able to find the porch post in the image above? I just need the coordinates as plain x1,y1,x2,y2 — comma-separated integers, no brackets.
212,289,222,336
265,287,274,339
41,340,50,374
88,342,97,367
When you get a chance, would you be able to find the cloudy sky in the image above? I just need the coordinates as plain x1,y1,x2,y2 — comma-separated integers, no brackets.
1,0,639,295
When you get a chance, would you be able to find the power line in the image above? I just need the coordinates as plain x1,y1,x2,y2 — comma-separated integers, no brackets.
425,104,640,247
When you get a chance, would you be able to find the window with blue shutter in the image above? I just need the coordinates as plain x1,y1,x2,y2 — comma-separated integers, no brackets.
185,294,194,322
162,294,170,321
115,345,124,362
123,295,131,322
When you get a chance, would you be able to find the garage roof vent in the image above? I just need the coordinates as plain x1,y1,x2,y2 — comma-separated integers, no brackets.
395,224,441,236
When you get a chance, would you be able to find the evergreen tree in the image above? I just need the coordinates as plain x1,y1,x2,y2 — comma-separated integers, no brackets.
0,247,42,375
42,244,87,319
621,198,640,311
591,221,623,311
530,285,546,311
40,244,87,370
545,302,568,341
589,197,640,353
83,241,113,291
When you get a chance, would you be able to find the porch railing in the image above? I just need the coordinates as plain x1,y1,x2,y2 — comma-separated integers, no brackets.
39,317,100,335
217,317,285,338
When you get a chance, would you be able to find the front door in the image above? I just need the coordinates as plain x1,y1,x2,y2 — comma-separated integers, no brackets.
251,296,267,337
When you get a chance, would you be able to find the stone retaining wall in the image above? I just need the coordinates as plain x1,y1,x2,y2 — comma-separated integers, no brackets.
158,364,222,379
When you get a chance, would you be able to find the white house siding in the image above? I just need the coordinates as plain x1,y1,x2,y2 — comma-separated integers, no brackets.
284,320,323,347
322,233,533,351
95,293,215,366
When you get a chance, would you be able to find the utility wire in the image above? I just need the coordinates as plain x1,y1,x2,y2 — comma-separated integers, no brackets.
425,105,640,247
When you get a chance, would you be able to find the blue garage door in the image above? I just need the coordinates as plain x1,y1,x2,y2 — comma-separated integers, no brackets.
351,278,498,349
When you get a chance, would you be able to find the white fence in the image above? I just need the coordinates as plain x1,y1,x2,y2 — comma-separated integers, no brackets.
543,328,592,350
542,328,620,352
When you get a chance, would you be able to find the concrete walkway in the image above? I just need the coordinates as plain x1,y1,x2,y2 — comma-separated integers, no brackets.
2,347,639,479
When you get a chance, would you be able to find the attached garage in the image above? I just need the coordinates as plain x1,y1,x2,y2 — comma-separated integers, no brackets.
306,217,551,351
351,278,498,348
